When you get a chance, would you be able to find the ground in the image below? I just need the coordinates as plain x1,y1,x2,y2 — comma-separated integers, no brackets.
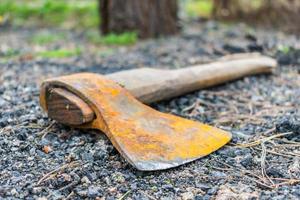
0,21,300,200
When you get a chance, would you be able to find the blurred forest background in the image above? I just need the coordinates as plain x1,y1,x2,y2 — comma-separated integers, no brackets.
1,0,299,37
0,0,299,60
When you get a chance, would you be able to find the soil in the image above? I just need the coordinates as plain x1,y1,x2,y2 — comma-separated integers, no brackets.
0,21,300,200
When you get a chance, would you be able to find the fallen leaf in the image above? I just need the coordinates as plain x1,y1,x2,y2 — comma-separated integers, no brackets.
43,145,52,154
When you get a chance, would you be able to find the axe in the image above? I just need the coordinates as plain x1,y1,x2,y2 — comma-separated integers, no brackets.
40,53,276,170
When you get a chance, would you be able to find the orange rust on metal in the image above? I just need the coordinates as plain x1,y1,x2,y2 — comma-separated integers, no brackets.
40,73,231,170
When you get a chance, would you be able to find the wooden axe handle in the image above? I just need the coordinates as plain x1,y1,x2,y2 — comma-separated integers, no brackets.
46,54,277,125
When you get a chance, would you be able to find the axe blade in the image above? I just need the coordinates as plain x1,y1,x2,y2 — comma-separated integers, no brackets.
40,73,231,170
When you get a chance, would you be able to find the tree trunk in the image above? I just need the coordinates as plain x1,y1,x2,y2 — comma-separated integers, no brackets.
99,0,179,38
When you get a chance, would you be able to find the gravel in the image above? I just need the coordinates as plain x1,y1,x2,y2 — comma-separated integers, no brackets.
0,21,300,199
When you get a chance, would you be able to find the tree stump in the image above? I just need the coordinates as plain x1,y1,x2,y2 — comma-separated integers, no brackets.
99,0,179,38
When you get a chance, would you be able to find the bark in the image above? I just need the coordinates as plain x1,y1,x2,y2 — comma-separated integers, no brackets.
99,0,179,38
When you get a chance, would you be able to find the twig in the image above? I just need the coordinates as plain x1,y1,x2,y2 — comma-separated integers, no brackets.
65,191,75,200
58,179,80,192
0,127,8,134
260,142,275,186
234,132,293,148
118,190,131,200
271,177,300,182
254,147,295,159
243,176,274,189
211,166,233,171
36,161,80,186
182,101,198,112
278,151,300,158
140,191,157,200
275,179,300,187
36,121,56,138
18,123,44,129
213,157,275,189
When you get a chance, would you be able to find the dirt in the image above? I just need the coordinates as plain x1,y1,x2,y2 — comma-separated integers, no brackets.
0,21,300,200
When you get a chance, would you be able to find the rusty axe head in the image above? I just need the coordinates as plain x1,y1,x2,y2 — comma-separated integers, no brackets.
40,73,231,170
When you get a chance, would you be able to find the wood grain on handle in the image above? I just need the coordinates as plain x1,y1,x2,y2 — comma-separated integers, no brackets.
46,54,277,125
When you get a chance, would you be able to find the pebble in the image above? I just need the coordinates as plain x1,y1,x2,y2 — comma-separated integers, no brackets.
81,152,94,161
223,43,246,53
87,186,102,198
247,43,263,52
112,172,125,183
276,116,300,135
181,191,194,200
195,183,211,191
266,166,285,178
207,187,218,195
240,154,254,168
81,176,91,184
211,171,227,178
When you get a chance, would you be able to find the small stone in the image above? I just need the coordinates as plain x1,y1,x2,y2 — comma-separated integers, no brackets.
179,97,189,105
207,187,218,195
36,149,45,157
161,196,174,200
0,98,6,107
235,148,250,156
87,172,98,181
39,138,49,146
76,189,87,197
292,185,300,196
81,152,94,161
16,131,27,141
245,33,257,42
132,193,150,200
181,191,194,200
61,173,72,182
266,166,284,178
94,151,108,160
32,187,42,194
211,171,227,178
87,186,102,198
37,197,47,200
240,154,254,168
112,172,125,183
52,191,64,200
247,43,263,52
81,176,91,184
195,183,210,191
130,182,138,190
10,188,18,196
108,187,117,193
162,184,174,191
223,43,246,53
276,116,300,136
27,135,34,142
104,177,111,185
